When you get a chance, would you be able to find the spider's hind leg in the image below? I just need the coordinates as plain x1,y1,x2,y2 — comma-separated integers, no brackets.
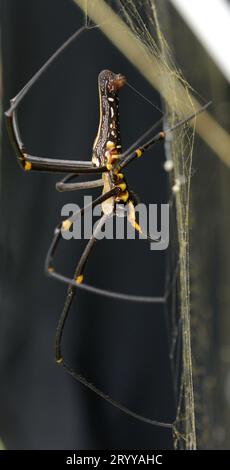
51,208,172,429
45,186,118,276
55,213,109,364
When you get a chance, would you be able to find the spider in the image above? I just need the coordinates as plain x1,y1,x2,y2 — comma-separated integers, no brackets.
5,26,209,428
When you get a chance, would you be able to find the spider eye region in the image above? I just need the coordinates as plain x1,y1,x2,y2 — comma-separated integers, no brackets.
98,69,126,94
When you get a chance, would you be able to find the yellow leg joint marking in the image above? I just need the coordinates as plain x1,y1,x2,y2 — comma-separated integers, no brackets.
118,182,127,192
116,173,124,180
48,267,54,273
136,148,142,158
120,191,129,203
56,357,64,365
106,163,112,171
76,274,84,284
62,219,72,231
24,161,32,171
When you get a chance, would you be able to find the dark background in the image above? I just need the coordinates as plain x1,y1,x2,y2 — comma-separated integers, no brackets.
0,0,174,449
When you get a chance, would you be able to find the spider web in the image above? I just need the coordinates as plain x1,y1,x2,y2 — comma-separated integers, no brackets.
74,0,206,450
117,0,197,450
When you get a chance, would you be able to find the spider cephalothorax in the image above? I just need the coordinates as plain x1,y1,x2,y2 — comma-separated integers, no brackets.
98,69,126,94
92,70,126,170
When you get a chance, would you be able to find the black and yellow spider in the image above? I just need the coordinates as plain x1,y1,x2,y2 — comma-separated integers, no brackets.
5,26,209,428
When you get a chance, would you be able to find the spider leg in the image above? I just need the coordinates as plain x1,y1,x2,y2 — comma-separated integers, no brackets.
5,112,107,174
55,172,82,189
26,155,106,174
45,187,119,275
118,115,165,163
55,213,108,364
55,172,80,190
127,199,160,243
7,27,87,113
52,212,172,429
56,178,104,192
5,26,107,175
46,183,165,304
57,173,79,184
47,271,166,304
115,102,211,171
5,100,107,174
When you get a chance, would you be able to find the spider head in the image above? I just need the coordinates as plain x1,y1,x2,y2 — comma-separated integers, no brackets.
98,70,126,95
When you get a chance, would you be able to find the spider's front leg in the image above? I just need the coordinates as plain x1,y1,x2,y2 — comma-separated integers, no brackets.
5,105,107,174
4,26,103,174
5,25,107,176
5,110,107,175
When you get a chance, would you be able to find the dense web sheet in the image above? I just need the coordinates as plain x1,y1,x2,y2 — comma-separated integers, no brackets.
72,0,202,449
